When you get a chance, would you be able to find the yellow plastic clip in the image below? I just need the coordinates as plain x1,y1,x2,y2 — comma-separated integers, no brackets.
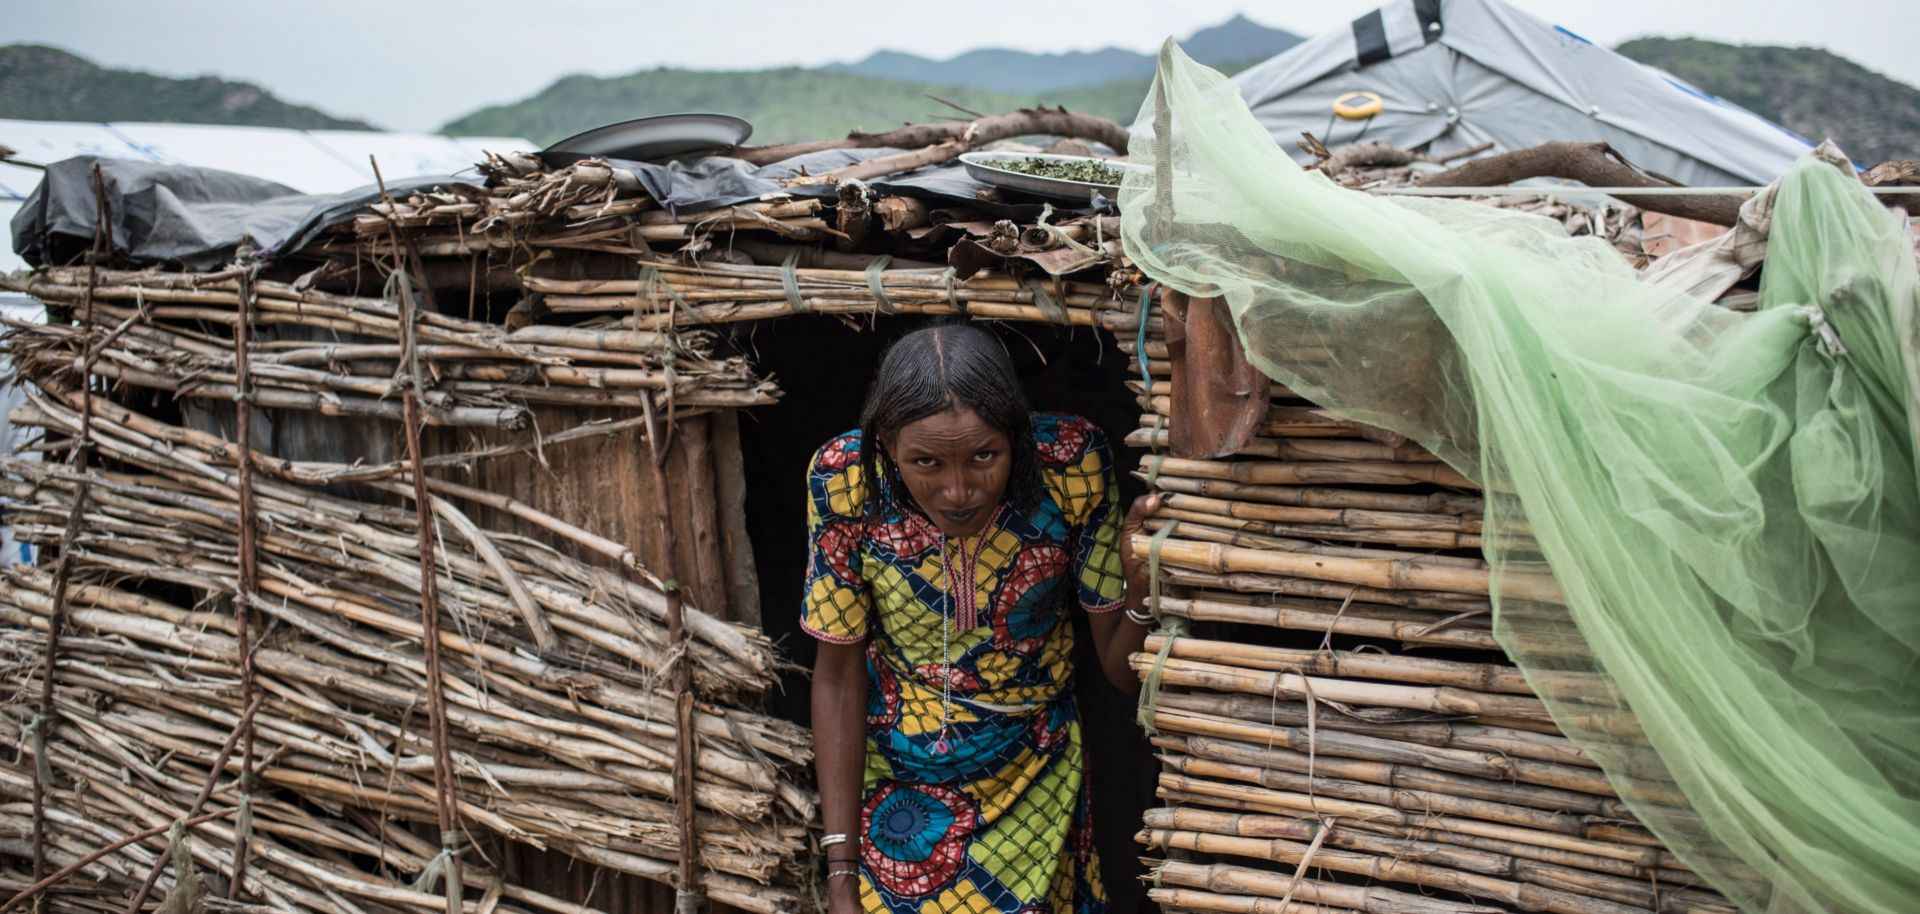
1333,91,1385,121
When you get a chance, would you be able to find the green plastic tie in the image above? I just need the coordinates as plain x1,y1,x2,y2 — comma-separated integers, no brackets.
1135,283,1158,399
1135,521,1183,733
637,264,659,322
232,792,254,868
24,714,53,798
640,263,699,325
160,819,201,914
1023,276,1071,325
941,267,961,312
865,255,896,315
410,830,466,894
1148,519,1177,620
781,249,808,313
1144,453,1168,488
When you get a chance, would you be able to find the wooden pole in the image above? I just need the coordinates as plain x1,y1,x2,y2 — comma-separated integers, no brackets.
645,391,704,913
678,415,730,618
226,240,260,902
374,156,464,914
29,163,112,904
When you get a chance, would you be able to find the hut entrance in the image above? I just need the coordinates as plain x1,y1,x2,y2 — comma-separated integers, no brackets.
734,315,1157,914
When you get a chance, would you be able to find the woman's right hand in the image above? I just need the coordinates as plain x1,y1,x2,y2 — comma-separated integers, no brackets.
827,872,861,914
813,638,869,914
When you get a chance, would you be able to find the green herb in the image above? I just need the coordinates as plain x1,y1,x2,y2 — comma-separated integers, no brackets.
995,156,1126,186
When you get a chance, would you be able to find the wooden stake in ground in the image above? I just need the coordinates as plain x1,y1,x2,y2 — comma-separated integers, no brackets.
644,389,705,913
227,240,261,902
29,162,111,906
375,156,464,914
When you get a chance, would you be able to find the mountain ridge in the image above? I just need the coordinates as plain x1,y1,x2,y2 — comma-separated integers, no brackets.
0,44,374,130
824,14,1300,94
4,25,1916,169
1616,37,1919,164
442,67,1044,147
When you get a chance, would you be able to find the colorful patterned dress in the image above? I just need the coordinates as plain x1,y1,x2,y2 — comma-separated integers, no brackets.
802,413,1124,914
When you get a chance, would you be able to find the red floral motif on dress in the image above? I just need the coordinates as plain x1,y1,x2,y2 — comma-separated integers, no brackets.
911,662,981,694
814,519,864,584
990,543,1070,653
869,657,902,729
1029,705,1068,755
1035,417,1089,466
817,435,860,471
860,783,981,898
869,517,939,561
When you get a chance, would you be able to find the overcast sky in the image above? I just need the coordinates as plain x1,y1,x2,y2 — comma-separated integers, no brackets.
11,0,1919,132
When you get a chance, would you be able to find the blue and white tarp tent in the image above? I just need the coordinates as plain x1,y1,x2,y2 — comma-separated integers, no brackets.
1231,0,1816,186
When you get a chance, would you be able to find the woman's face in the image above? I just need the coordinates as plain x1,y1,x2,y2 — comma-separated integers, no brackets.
884,407,1011,539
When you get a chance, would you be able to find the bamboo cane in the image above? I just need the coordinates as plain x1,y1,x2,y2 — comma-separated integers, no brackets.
1128,653,1553,720
1141,635,1533,694
1135,535,1553,602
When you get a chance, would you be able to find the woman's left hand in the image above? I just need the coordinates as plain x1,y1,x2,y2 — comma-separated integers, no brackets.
1117,493,1164,596
1087,493,1166,691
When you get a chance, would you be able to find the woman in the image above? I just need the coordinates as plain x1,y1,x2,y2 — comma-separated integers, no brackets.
804,323,1159,914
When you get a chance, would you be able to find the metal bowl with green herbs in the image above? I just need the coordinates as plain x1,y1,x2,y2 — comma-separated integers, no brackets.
959,151,1139,205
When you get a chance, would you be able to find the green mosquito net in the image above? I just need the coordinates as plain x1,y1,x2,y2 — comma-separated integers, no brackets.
1120,40,1920,914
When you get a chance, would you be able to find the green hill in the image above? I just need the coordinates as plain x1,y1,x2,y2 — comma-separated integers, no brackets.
443,68,1040,147
1039,57,1269,129
439,58,1273,149
0,44,373,130
15,30,1915,167
825,15,1298,95
1616,37,1920,165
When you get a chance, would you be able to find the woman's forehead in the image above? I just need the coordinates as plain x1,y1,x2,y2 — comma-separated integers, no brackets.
892,408,1008,450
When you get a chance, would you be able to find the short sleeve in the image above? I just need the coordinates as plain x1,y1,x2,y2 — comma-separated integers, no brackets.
1047,417,1125,614
801,433,874,643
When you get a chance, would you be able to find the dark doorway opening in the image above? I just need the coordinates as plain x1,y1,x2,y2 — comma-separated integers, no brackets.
733,316,1156,914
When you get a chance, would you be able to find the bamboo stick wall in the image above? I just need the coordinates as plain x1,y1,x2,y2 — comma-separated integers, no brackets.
0,144,1724,914
1114,295,1738,914
0,200,812,912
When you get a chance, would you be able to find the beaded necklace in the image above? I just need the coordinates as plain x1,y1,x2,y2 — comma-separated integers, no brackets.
929,507,998,756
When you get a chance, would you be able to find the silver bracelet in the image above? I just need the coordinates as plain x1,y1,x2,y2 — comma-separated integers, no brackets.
1125,606,1155,626
820,832,849,849
826,867,860,880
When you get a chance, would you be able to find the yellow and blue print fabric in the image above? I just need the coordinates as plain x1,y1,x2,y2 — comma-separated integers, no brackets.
803,413,1122,913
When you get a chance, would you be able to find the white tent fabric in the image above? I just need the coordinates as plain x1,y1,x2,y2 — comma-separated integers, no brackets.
0,295,42,566
1232,0,1816,186
0,119,532,271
